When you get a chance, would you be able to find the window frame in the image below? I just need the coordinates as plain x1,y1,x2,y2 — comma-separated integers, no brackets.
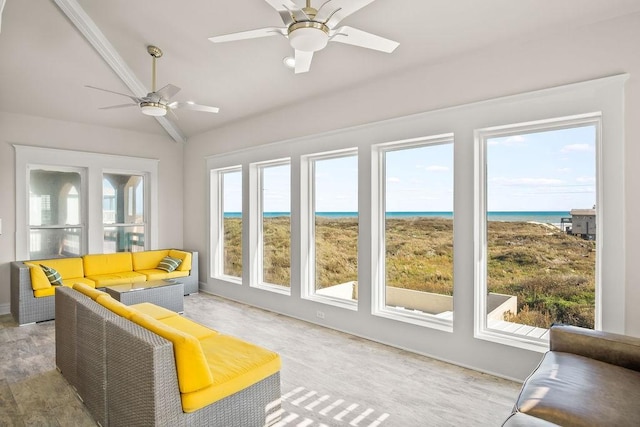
372,134,455,332
474,113,603,351
249,158,292,294
210,165,243,284
301,148,359,310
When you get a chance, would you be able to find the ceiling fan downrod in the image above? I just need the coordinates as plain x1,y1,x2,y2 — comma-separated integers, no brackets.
147,45,163,92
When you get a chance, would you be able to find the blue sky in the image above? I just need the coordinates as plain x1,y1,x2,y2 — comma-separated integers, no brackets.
221,124,596,213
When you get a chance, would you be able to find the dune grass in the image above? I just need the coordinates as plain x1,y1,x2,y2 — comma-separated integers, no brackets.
223,216,595,328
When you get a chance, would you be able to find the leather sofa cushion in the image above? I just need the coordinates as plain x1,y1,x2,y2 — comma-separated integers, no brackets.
516,351,640,426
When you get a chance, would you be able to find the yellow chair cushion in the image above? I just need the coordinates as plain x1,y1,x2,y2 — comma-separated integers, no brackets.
85,271,146,286
132,250,170,271
159,316,218,340
130,313,213,394
169,250,192,272
34,277,96,298
72,282,108,300
27,258,86,291
96,294,136,319
130,302,179,320
181,334,281,413
25,262,52,291
83,253,133,276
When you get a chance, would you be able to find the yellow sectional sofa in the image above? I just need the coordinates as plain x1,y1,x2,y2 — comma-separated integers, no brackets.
10,249,199,325
55,284,282,426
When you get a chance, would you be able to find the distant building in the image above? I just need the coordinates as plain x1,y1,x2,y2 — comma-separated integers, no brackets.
567,208,596,240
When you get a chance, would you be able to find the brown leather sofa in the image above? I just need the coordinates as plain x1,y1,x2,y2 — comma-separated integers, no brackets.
503,324,640,426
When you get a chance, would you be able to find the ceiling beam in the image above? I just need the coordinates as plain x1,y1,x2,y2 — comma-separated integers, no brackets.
52,0,187,143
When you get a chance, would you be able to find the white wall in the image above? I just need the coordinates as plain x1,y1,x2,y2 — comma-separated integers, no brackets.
184,12,640,380
0,112,185,313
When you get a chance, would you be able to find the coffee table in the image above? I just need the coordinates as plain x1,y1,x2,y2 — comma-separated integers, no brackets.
104,279,184,313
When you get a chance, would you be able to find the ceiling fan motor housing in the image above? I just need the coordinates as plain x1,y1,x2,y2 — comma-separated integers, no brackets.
288,21,329,52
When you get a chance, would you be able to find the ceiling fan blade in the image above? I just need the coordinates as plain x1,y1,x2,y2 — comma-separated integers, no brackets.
294,50,313,74
209,27,287,43
169,102,220,114
99,103,138,110
264,0,302,26
85,85,141,103
155,84,181,101
315,0,376,27
330,26,399,53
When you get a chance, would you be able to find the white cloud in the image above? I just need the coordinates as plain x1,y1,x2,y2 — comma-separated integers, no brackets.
561,143,593,153
576,176,596,183
488,135,526,146
490,177,565,186
425,165,449,172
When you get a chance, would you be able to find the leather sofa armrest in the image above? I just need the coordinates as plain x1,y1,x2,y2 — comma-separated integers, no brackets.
550,324,640,371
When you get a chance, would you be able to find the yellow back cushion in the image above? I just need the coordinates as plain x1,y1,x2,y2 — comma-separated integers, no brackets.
83,253,133,276
96,294,136,319
169,250,192,272
132,250,170,271
72,282,108,300
130,312,213,394
26,258,85,291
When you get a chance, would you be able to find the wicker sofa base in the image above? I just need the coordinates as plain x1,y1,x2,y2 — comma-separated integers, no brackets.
56,286,281,426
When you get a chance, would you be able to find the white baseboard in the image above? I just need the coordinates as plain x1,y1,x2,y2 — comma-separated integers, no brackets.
0,303,10,316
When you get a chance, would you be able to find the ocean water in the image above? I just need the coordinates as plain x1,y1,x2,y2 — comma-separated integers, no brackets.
224,211,571,224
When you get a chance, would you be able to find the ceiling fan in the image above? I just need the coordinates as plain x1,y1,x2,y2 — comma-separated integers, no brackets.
208,0,399,74
86,45,220,117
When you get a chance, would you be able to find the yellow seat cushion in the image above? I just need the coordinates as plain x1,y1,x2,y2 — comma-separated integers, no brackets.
72,282,108,300
159,316,218,340
96,294,136,319
130,302,179,320
169,250,192,272
85,271,146,286
130,313,213,394
132,250,170,271
135,269,189,282
83,253,134,276
33,277,96,298
181,334,281,413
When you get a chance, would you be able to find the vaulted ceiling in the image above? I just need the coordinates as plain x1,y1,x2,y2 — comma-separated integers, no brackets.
1,0,640,143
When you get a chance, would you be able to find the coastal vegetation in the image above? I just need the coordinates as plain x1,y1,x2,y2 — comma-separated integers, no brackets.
224,216,595,329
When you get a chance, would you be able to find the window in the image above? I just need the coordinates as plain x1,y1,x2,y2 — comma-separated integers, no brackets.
28,168,84,258
211,166,243,281
374,136,454,327
102,173,146,253
304,150,358,306
257,161,291,289
15,145,159,260
477,116,599,347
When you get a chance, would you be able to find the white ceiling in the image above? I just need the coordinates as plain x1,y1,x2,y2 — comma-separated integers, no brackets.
1,0,640,142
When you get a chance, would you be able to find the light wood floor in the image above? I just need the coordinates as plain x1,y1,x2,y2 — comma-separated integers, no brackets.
0,292,521,426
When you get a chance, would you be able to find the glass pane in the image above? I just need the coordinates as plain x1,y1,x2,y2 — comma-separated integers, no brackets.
384,143,454,317
103,173,144,225
261,164,291,287
314,155,358,301
486,125,597,333
29,170,81,226
222,170,242,277
29,228,82,259
103,225,145,253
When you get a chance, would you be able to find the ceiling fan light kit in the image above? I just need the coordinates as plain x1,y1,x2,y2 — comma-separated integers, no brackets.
209,0,399,73
140,102,168,116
